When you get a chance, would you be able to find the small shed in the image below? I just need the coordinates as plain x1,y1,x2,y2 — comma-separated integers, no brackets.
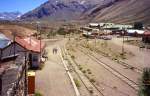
15,36,45,68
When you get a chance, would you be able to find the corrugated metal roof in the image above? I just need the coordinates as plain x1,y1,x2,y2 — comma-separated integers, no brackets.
15,36,45,53
0,33,11,49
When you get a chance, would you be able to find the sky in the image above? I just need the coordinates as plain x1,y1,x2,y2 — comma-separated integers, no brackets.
0,0,48,13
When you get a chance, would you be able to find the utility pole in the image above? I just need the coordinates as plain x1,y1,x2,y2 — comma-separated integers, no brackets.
36,21,41,66
122,30,125,54
24,51,27,96
13,32,16,64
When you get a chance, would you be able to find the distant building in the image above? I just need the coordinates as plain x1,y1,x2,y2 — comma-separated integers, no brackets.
89,23,99,29
142,30,150,43
126,29,144,36
99,23,114,28
102,24,133,30
114,24,133,30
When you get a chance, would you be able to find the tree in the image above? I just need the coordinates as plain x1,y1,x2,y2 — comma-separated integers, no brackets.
139,68,150,96
134,22,144,30
57,27,67,35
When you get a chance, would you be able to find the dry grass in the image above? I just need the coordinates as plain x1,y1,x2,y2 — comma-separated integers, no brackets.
0,24,36,40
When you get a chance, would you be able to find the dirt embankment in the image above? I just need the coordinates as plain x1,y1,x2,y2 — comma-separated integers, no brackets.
0,24,36,39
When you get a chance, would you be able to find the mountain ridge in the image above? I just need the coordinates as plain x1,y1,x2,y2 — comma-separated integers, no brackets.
82,0,150,25
0,12,22,20
18,0,150,25
20,0,113,21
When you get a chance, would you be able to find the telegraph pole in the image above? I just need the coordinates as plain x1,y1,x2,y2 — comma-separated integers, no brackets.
13,32,16,64
36,21,41,66
24,51,27,96
122,30,125,54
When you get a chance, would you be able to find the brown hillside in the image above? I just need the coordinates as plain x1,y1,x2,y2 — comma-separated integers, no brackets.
82,0,150,25
0,24,36,39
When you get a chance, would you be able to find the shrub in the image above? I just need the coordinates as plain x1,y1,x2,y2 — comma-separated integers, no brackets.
89,89,93,94
138,68,150,96
82,70,86,73
74,78,81,88
88,71,92,74
87,69,91,72
90,78,96,83
71,55,75,59
35,92,42,96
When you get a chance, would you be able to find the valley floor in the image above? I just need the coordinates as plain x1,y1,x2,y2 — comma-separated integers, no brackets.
35,36,150,96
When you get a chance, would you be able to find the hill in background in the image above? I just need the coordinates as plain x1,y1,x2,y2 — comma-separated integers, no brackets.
82,0,150,25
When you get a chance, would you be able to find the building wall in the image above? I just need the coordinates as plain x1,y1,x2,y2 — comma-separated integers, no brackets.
1,43,26,60
1,42,41,68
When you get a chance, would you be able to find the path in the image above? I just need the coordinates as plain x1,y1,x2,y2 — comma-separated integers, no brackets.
35,39,75,96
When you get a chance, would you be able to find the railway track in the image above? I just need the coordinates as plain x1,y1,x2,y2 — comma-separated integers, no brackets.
77,46,139,91
61,47,105,96
81,45,142,74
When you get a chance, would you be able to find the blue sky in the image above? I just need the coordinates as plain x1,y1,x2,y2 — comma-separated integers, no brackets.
0,0,48,13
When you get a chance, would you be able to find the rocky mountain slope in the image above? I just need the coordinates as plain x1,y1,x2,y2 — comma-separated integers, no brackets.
20,0,116,21
82,0,150,25
20,0,150,25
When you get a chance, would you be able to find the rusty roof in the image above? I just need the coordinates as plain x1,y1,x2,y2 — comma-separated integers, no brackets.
15,36,45,53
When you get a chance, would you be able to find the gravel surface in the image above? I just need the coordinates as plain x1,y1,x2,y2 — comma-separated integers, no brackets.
35,40,75,96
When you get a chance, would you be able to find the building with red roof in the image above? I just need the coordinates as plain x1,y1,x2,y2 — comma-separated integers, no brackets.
0,35,46,68
15,36,46,68
15,36,45,53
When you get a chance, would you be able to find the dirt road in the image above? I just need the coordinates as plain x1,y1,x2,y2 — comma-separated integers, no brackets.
35,39,75,96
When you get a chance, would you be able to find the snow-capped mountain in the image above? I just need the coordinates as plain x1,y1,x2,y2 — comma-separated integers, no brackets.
0,12,22,20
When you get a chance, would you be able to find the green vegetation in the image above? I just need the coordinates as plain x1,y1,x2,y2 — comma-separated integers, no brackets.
139,68,150,96
88,71,92,74
89,89,93,94
74,78,81,88
47,30,57,38
82,70,86,73
90,78,96,83
57,27,68,36
71,55,75,59
87,69,91,72
79,65,83,71
35,92,43,96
